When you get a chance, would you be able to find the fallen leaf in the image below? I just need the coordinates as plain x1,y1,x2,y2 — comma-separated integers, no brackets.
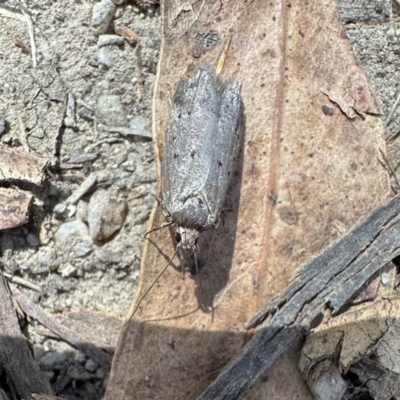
0,145,47,185
299,297,400,398
0,146,47,230
0,187,32,230
105,0,389,398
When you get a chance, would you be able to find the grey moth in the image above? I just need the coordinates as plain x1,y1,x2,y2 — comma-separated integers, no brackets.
161,64,243,252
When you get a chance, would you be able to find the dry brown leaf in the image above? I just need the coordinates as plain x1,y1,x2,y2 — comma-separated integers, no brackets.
0,145,47,185
105,1,389,398
0,146,47,230
0,187,32,230
299,297,400,381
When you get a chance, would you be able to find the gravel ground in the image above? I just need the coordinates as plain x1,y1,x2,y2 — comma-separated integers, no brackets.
0,1,159,398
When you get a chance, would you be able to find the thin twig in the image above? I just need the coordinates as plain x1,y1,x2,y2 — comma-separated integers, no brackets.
0,4,25,21
20,2,37,68
135,43,144,101
11,286,112,369
3,272,41,292
386,88,400,126
379,148,400,192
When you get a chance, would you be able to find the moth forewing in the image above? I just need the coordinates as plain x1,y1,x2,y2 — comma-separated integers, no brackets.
161,64,243,251
162,65,219,209
205,79,243,224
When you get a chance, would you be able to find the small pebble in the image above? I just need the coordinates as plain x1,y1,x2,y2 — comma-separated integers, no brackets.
98,46,115,68
381,272,390,285
54,203,67,216
91,0,116,35
33,344,45,360
76,200,89,222
54,220,89,243
68,153,98,164
85,359,98,372
116,178,127,189
74,351,86,364
67,364,93,380
78,106,94,121
67,204,77,218
98,34,125,47
309,362,347,400
88,189,128,242
129,115,149,130
97,248,121,264
75,239,93,257
96,367,108,379
26,232,40,247
96,95,127,126
40,351,67,368
113,149,128,166
116,271,127,279
129,116,152,139
59,263,77,278
121,160,135,172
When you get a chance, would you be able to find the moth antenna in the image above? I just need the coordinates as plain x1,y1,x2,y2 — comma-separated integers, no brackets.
130,246,179,319
215,34,232,76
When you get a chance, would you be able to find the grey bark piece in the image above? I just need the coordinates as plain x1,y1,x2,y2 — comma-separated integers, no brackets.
337,0,393,21
162,64,243,250
198,193,400,399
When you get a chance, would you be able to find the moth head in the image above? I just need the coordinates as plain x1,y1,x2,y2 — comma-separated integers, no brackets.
176,226,199,252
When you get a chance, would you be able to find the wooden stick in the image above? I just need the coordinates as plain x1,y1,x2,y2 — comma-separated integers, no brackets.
0,276,53,399
11,286,112,369
198,193,400,399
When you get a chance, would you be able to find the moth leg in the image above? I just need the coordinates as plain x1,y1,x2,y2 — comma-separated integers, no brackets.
144,197,173,238
148,194,170,218
144,221,173,238
193,251,204,299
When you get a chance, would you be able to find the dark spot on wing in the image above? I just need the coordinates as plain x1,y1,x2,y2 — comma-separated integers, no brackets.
173,153,179,159
190,150,196,157
218,161,223,167
197,198,204,207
